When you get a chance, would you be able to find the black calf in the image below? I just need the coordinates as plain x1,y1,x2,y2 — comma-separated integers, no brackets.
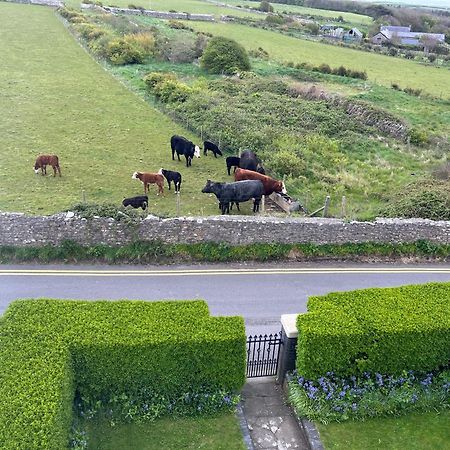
159,168,182,193
204,141,223,157
122,195,148,210
226,156,240,176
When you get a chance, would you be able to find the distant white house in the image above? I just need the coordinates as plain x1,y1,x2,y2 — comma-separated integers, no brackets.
320,24,363,41
372,25,445,50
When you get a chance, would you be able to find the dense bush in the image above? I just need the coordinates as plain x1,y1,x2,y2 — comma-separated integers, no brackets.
381,179,450,220
296,283,450,378
0,300,246,449
106,38,144,65
143,72,192,103
259,1,274,12
201,36,251,74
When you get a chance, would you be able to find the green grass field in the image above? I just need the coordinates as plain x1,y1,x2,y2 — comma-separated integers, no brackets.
0,2,245,217
83,413,246,449
225,0,373,29
318,410,450,450
186,21,450,97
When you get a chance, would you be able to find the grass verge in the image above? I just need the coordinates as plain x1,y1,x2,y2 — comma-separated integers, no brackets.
0,240,448,264
317,410,450,450
79,413,246,450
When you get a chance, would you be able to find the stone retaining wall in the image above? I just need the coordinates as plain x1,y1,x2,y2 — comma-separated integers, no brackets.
1,213,449,246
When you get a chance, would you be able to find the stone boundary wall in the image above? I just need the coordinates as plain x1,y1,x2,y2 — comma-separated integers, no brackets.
93,4,215,21
1,213,449,247
2,0,63,7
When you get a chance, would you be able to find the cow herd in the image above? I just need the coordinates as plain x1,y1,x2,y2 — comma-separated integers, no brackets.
33,134,287,215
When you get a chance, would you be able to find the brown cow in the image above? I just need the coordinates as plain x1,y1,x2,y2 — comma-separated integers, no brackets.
132,171,164,195
34,154,61,177
234,168,286,196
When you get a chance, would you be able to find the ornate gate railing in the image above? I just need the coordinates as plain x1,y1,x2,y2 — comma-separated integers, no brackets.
246,332,282,378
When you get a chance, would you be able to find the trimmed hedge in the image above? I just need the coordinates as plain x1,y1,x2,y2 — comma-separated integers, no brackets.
296,283,450,378
0,299,245,449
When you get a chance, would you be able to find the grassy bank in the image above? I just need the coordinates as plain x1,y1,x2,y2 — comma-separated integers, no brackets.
0,240,448,264
317,410,450,450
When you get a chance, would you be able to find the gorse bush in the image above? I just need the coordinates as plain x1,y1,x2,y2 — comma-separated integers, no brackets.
381,179,450,220
201,36,251,74
296,283,450,378
106,38,144,65
143,72,192,103
0,300,246,449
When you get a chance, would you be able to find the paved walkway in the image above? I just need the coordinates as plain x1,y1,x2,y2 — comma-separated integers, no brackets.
240,377,310,450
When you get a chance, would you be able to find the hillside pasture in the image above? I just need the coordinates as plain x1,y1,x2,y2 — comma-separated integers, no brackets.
0,2,243,217
225,0,373,29
186,21,450,98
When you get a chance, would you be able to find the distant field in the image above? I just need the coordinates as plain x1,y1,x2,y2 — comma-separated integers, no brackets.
0,2,233,217
65,0,262,18
225,0,373,28
186,21,450,97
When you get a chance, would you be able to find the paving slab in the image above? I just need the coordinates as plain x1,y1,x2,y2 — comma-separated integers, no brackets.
241,377,310,450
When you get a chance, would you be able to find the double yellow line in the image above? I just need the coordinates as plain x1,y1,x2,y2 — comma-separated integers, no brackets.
0,268,449,277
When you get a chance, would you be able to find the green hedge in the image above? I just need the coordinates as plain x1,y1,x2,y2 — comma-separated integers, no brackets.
0,300,246,449
296,283,450,378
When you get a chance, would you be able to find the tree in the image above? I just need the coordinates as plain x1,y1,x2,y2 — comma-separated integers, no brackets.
200,36,251,75
259,1,273,13
420,34,439,54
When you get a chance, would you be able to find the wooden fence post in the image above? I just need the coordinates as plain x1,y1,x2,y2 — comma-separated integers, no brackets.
323,195,330,217
176,192,180,216
341,195,346,219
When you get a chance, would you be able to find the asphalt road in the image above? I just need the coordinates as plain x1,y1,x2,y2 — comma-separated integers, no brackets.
1,263,449,335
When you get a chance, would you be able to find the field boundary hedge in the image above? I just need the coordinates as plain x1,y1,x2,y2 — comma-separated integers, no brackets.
0,299,246,449
296,283,450,378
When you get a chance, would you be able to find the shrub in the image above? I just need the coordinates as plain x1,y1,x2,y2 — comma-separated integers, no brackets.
248,47,269,59
265,14,285,25
259,1,273,12
267,149,305,178
409,127,428,145
106,38,144,64
296,283,450,378
143,71,176,90
318,63,332,74
381,179,450,220
75,23,107,41
201,36,250,75
123,32,155,56
0,299,246,449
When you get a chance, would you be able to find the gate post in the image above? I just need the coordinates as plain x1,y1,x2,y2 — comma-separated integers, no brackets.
276,314,299,385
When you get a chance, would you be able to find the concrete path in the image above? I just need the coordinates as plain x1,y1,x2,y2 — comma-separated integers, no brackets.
241,377,310,450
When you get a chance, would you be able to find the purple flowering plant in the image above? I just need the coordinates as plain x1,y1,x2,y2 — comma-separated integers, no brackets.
288,367,450,423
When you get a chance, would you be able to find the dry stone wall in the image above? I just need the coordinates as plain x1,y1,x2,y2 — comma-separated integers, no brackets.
0,212,449,247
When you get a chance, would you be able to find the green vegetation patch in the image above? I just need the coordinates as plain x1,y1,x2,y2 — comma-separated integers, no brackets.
296,283,450,377
82,413,246,450
0,239,449,264
0,299,246,449
317,410,450,450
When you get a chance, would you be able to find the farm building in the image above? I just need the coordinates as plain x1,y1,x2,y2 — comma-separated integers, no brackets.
372,25,445,50
320,24,344,39
343,28,363,42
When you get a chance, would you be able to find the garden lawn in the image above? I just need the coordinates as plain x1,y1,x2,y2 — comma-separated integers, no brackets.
0,2,235,217
186,21,450,98
317,410,450,450
84,413,246,450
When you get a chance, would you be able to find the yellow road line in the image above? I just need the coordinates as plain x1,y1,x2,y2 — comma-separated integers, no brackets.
0,268,449,277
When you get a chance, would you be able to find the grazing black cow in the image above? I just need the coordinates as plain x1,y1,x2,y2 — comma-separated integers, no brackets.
122,195,148,210
239,150,265,174
171,135,200,167
202,179,264,214
158,168,182,193
203,141,223,157
226,156,240,176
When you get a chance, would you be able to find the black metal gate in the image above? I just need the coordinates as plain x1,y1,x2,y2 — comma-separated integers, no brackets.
246,332,282,378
